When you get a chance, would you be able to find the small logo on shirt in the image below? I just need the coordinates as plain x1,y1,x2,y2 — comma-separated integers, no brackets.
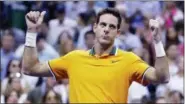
111,60,120,63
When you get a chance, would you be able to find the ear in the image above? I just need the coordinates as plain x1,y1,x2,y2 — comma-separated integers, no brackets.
93,23,97,33
117,29,121,36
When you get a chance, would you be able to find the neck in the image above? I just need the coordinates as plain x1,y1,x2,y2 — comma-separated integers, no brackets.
94,41,114,56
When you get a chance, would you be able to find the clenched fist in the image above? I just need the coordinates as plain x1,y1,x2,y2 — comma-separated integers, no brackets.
149,19,161,43
25,11,46,32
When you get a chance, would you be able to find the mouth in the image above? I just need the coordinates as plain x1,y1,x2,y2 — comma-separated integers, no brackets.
102,35,109,40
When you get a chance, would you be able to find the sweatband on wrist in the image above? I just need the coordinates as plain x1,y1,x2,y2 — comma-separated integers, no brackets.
25,32,37,47
154,41,166,57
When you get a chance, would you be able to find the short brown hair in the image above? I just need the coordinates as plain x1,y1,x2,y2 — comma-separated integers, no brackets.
96,8,122,29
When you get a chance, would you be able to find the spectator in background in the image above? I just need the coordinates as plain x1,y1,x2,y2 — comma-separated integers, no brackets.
128,81,149,103
74,12,92,46
56,30,75,56
163,1,184,29
5,58,21,78
155,97,167,103
4,77,24,96
4,90,20,104
114,17,142,50
31,1,47,12
118,1,162,18
42,89,62,103
76,10,95,49
174,19,184,43
1,58,26,94
65,1,87,20
165,27,180,47
174,19,184,56
77,12,91,34
3,76,26,103
167,90,184,103
84,30,95,50
130,9,145,30
26,77,57,103
165,43,179,76
1,30,15,80
167,56,183,94
47,3,77,45
87,1,108,14
178,42,184,56
36,34,60,61
54,79,69,103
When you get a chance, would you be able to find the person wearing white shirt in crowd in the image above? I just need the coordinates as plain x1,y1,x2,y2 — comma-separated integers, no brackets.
167,56,183,94
165,43,179,76
114,17,142,50
47,3,77,45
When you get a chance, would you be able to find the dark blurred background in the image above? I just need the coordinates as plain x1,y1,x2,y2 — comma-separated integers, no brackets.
0,1,184,104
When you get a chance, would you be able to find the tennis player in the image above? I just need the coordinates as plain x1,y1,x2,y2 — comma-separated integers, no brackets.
22,8,169,103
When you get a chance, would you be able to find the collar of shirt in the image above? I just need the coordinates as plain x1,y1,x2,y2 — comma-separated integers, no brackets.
89,46,117,58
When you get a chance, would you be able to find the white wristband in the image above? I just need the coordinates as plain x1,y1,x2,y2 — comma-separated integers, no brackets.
154,41,166,57
25,32,37,47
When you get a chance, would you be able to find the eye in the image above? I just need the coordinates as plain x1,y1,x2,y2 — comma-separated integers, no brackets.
100,22,106,27
110,24,116,29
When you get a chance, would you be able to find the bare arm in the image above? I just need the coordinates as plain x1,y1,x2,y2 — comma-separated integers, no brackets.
22,11,52,77
144,57,169,84
22,45,52,77
143,19,169,84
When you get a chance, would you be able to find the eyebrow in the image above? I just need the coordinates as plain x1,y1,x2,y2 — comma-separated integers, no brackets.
100,22,117,28
100,22,106,25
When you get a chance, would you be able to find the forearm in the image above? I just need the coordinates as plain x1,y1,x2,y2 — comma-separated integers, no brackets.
22,29,39,73
154,56,169,83
153,42,170,83
22,46,39,72
145,19,170,84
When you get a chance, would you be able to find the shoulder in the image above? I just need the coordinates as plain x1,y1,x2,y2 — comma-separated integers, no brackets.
117,49,141,61
49,19,59,27
64,49,88,57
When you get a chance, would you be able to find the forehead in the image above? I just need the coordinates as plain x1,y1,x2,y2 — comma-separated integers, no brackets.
11,60,20,64
99,14,118,26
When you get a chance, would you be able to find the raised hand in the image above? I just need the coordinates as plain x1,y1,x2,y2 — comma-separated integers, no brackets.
25,11,46,32
149,19,161,43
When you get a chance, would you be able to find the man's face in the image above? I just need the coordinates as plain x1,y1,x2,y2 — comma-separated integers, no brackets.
2,34,14,51
167,44,178,60
93,14,120,45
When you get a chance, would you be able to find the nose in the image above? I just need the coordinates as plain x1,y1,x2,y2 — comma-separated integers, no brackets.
104,26,109,34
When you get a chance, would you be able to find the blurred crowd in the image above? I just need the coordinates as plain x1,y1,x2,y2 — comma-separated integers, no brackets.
0,1,184,104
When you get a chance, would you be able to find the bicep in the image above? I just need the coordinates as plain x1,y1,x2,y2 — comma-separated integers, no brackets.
143,67,158,84
24,62,53,77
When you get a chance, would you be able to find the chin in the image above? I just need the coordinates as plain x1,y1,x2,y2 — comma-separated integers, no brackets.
99,40,112,46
